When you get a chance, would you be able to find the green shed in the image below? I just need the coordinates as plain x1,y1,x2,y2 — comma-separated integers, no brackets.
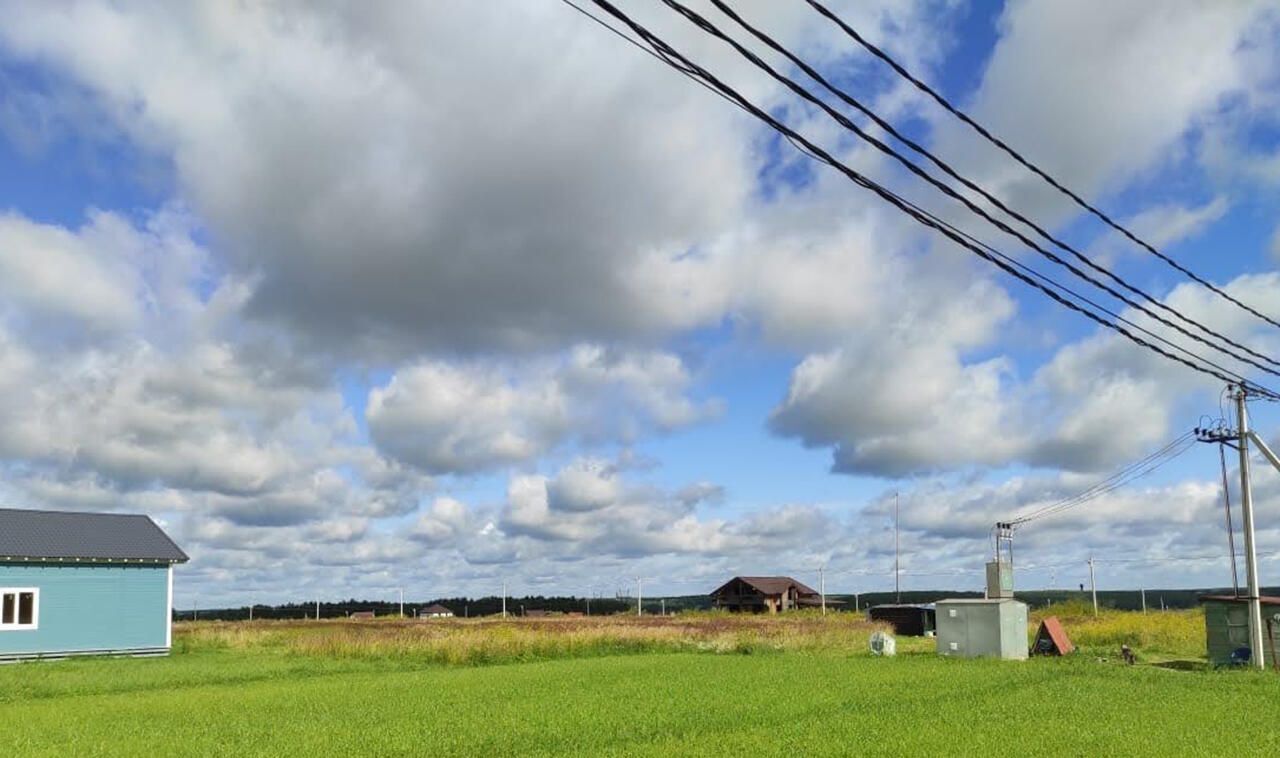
0,508,188,660
1199,594,1280,667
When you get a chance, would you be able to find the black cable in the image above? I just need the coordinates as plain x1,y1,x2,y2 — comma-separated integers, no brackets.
1219,441,1241,596
804,0,1280,333
709,0,1280,372
920,196,1260,390
659,0,1280,381
564,0,1264,393
557,0,826,164
1025,436,1196,522
583,0,1280,400
1009,432,1197,526
559,1,736,109
674,1,1279,391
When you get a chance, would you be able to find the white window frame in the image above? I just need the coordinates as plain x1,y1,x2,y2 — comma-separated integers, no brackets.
0,587,40,631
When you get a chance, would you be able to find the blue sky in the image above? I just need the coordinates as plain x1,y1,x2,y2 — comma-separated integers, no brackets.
1,0,1279,607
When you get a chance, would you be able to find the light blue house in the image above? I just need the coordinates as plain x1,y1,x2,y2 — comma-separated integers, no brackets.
0,508,188,660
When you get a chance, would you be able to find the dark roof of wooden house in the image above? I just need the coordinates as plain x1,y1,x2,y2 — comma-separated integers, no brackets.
0,508,189,563
710,576,819,597
421,604,453,614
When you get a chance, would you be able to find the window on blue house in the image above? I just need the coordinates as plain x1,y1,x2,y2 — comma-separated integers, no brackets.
0,588,38,630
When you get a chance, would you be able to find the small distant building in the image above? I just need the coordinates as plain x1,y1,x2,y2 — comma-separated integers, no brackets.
523,609,551,618
349,611,375,620
1200,594,1280,666
710,576,822,613
0,508,188,660
419,604,454,618
868,603,936,636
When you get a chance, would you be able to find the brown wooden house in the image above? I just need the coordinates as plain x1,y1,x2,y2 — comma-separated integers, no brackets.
710,576,822,613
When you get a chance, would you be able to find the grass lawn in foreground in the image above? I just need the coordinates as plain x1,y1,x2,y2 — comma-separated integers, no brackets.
3,649,1278,756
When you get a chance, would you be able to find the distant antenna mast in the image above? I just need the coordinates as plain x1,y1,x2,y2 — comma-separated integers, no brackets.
894,491,900,603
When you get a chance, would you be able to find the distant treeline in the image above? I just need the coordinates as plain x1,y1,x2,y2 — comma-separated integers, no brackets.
177,595,633,621
175,586,1278,621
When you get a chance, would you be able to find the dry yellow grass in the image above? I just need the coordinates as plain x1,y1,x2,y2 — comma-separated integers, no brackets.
1031,600,1203,659
174,604,1208,666
176,611,899,664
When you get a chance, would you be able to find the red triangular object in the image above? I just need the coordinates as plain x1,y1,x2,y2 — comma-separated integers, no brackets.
1031,616,1075,656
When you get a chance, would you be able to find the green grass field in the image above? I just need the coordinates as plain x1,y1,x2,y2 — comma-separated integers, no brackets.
2,610,1277,756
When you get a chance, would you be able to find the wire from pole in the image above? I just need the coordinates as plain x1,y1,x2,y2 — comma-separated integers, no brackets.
1219,441,1241,596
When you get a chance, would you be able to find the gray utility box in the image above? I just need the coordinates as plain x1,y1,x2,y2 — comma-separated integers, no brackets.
935,598,1028,660
986,561,1013,598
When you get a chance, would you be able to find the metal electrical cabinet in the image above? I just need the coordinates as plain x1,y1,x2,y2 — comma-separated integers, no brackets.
985,561,1013,598
935,598,1028,660
1199,594,1280,666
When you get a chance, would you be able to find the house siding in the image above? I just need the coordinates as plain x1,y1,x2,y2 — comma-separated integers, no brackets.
0,562,171,657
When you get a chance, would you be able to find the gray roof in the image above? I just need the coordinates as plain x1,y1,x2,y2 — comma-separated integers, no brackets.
1200,594,1280,605
0,508,188,563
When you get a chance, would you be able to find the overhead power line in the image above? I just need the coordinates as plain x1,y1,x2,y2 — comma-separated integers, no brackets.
804,0,1280,333
913,191,1262,392
558,0,826,162
661,0,1280,381
1007,431,1197,527
707,0,1280,373
580,0,1280,400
